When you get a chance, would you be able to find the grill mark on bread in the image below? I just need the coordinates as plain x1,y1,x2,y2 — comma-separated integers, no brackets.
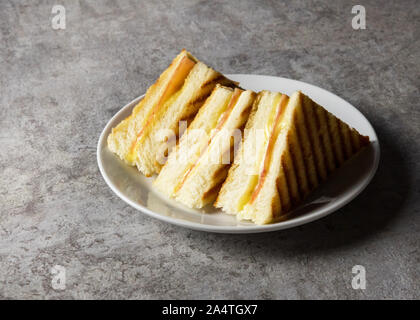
360,134,370,147
281,155,291,209
328,114,345,166
201,75,224,89
299,97,318,183
283,137,300,205
335,115,348,162
180,76,235,124
303,96,327,181
213,165,229,182
218,76,239,89
214,167,230,186
317,106,336,172
271,191,281,218
350,129,360,151
240,105,252,118
295,95,319,190
276,170,291,213
179,113,197,129
189,93,209,107
340,121,353,159
203,182,223,201
351,129,369,152
311,102,329,179
215,91,371,224
289,113,310,197
200,75,237,93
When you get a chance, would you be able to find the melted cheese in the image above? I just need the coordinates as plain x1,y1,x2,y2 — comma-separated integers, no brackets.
237,94,288,210
125,56,196,163
173,89,242,195
126,90,182,163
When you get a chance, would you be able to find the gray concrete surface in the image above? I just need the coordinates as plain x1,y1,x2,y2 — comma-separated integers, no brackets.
0,0,419,299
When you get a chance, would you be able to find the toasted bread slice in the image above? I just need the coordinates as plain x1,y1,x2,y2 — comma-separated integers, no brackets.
215,91,369,224
154,85,256,208
214,91,288,216
107,50,236,176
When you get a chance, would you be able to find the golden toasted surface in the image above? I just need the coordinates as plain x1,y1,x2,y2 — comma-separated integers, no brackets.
154,87,256,208
217,90,370,224
107,50,237,176
107,50,370,225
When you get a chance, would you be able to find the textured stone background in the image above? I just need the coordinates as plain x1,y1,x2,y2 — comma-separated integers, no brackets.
1,0,419,299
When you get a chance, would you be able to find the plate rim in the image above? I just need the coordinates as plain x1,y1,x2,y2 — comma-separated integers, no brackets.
97,74,380,234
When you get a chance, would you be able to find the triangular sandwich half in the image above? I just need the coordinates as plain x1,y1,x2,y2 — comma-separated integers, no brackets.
107,49,237,176
154,85,256,208
215,91,370,224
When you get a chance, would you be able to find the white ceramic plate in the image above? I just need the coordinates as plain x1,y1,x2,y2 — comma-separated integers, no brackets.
97,74,380,233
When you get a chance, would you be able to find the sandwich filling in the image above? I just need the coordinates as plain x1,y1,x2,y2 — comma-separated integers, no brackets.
237,94,289,210
126,55,196,163
173,88,243,195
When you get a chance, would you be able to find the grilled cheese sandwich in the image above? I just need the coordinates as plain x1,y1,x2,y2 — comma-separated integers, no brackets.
215,91,370,224
107,50,236,176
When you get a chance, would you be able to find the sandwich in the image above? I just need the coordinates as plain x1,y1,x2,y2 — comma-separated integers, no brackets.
215,90,370,224
107,49,237,176
154,85,256,208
